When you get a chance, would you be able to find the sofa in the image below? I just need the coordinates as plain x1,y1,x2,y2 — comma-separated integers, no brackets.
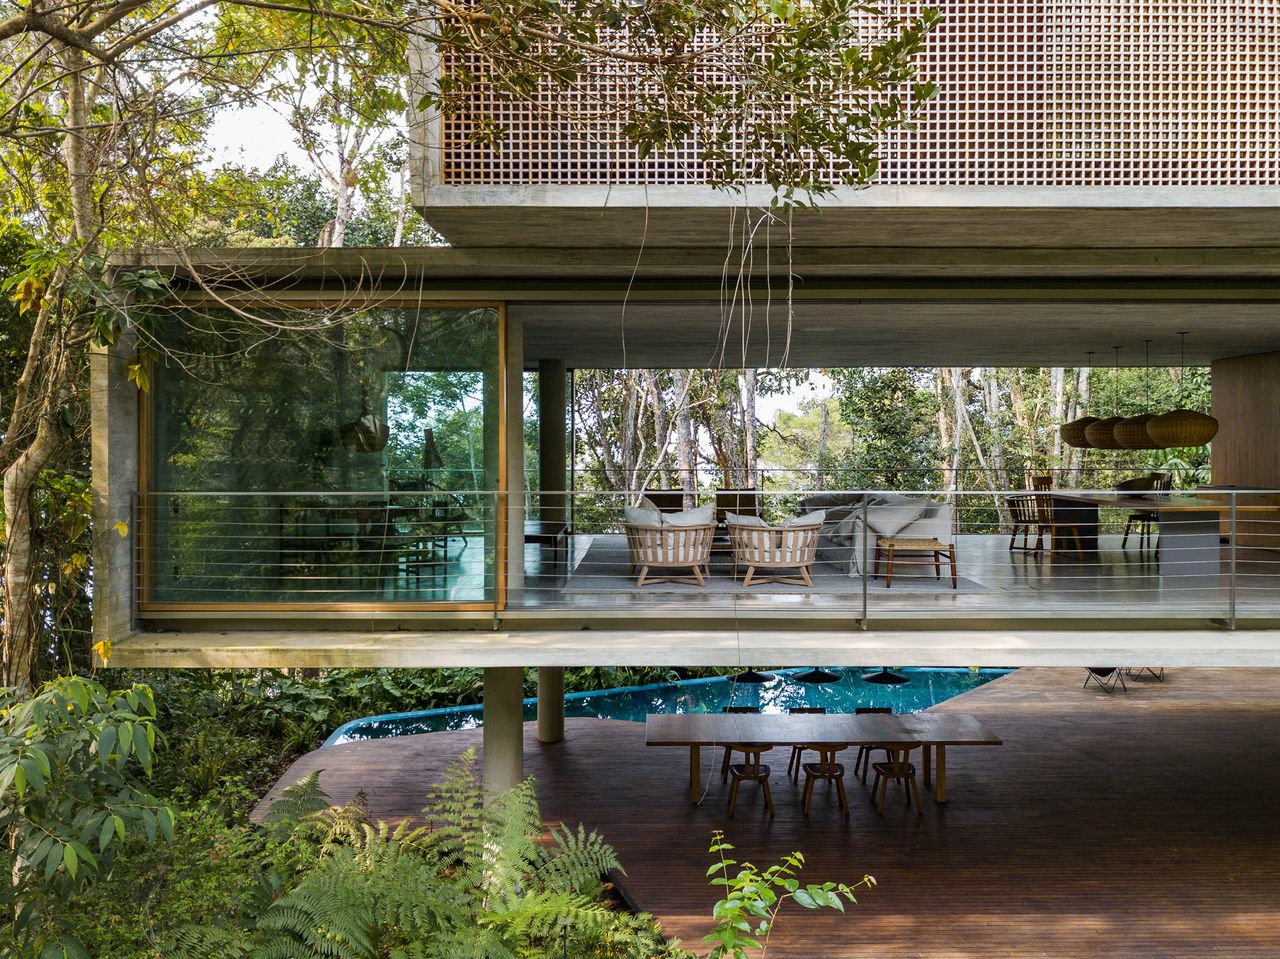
798,492,954,576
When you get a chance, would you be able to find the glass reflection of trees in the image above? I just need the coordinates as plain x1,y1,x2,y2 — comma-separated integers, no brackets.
147,304,500,603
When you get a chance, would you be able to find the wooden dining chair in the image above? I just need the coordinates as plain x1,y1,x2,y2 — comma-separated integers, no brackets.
721,706,760,781
727,744,774,816
1005,494,1041,552
1032,489,1087,559
869,742,924,816
853,706,893,783
801,744,850,815
786,707,827,780
1121,472,1172,551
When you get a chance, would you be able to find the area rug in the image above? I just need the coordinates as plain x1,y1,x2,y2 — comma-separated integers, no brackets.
562,536,992,596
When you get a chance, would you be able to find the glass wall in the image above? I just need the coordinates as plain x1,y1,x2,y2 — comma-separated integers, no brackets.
144,303,502,605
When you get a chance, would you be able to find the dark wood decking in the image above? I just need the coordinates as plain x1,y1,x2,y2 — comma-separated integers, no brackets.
257,668,1280,957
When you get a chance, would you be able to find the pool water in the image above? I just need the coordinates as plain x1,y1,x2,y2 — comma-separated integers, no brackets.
324,667,1012,746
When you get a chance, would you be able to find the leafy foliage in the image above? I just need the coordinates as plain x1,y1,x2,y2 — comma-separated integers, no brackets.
173,749,685,959
704,832,873,958
0,677,173,958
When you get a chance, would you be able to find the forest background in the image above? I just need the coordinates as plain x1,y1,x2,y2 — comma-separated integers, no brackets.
0,1,1210,953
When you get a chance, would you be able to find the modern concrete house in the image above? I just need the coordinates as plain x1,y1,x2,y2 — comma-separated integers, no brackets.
93,2,1280,789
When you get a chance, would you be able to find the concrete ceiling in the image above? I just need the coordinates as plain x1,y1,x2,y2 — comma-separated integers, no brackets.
517,298,1280,368
418,185,1280,249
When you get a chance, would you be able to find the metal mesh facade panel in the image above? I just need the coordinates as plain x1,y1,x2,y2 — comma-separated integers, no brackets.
439,1,1280,187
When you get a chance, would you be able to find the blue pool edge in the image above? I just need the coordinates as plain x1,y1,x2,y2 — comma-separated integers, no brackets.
322,667,1014,748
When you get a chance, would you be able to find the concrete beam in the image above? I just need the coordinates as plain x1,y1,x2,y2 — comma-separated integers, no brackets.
482,666,524,796
107,626,1280,669
537,666,565,744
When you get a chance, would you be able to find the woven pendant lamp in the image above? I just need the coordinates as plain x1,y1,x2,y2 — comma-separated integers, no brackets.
1147,409,1219,448
1060,417,1098,449
1059,352,1097,448
1115,341,1161,449
1084,347,1124,449
1145,333,1219,448
1084,417,1124,449
1114,414,1158,449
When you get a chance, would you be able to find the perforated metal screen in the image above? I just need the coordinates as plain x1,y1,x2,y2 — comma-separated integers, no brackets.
439,1,1280,187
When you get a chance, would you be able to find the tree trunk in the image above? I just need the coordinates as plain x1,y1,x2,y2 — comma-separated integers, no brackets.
392,164,408,247
740,369,758,488
1050,367,1066,471
3,351,71,689
815,400,830,490
672,370,697,505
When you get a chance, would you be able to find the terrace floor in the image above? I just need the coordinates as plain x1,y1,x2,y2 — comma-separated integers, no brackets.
256,666,1280,957
509,531,1280,622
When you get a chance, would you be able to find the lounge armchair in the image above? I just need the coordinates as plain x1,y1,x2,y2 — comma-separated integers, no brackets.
728,518,822,587
623,521,714,586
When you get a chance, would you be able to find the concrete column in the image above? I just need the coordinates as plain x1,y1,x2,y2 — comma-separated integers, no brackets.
537,666,565,743
90,328,139,649
538,359,567,527
482,666,525,796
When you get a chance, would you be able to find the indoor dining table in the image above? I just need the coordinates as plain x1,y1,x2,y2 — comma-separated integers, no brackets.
645,711,1001,805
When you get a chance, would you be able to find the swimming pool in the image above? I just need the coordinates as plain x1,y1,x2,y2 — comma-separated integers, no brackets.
324,667,1012,746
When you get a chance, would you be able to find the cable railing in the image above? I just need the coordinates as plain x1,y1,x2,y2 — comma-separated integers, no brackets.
132,486,1280,627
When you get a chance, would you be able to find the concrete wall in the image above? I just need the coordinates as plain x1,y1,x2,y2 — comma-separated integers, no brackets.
90,330,139,647
1212,350,1280,488
1211,350,1280,549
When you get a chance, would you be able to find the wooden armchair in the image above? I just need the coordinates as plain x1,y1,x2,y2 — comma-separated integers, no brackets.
728,521,821,587
623,522,714,586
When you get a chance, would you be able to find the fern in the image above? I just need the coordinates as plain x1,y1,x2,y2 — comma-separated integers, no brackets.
261,770,331,826
173,749,690,958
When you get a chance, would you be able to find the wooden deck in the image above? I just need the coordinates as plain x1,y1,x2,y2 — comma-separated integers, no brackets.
256,668,1280,957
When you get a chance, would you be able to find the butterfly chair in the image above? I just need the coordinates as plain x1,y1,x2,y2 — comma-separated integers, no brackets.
1083,667,1127,693
1127,666,1166,682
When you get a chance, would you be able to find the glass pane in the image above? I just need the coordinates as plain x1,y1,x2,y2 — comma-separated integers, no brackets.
145,305,501,605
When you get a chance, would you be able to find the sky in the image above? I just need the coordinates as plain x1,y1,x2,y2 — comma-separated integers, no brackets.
207,105,832,423
207,103,308,170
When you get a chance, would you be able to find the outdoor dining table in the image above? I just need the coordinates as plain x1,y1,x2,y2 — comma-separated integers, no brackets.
645,711,1002,805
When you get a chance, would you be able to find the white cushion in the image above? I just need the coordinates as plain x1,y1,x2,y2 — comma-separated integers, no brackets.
624,504,662,527
865,500,928,537
663,505,714,527
725,511,767,527
782,509,825,527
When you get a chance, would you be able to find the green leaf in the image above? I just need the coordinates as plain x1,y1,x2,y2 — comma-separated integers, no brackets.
791,888,818,909
64,841,78,879
43,842,63,882
98,724,117,763
98,815,115,852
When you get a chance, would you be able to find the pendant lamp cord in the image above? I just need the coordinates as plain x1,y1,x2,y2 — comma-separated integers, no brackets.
1177,331,1188,405
1144,339,1151,411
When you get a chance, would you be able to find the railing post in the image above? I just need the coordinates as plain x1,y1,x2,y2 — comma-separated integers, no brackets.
494,490,502,631
1228,492,1237,630
860,497,869,630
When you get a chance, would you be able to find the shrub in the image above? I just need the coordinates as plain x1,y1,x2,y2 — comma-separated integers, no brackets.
0,676,173,958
